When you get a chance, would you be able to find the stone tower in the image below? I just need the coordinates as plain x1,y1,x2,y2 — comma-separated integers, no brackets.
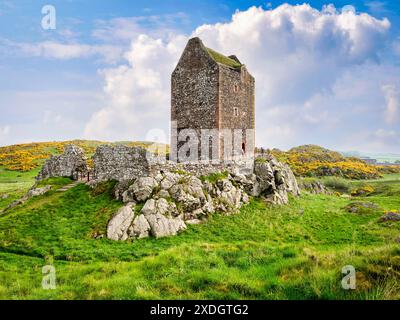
171,37,255,163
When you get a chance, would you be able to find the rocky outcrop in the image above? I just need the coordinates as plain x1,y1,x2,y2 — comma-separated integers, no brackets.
36,145,88,181
107,155,300,241
124,177,158,202
379,212,400,222
107,203,135,241
27,186,52,197
299,180,330,195
252,156,300,205
345,201,381,215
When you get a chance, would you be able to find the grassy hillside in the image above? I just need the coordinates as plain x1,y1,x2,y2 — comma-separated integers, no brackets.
0,173,399,299
268,145,400,179
0,142,399,299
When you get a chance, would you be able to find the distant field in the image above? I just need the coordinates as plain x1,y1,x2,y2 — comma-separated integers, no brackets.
365,155,400,164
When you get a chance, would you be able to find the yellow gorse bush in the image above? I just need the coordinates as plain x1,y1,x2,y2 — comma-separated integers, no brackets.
266,144,383,180
0,140,169,172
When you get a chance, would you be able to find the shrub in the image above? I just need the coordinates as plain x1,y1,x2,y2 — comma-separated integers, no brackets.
200,171,229,183
269,145,381,180
322,177,351,193
351,185,375,196
345,201,382,215
91,180,117,196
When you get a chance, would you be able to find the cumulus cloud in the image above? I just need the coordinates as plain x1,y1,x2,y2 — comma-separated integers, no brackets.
84,34,187,141
84,3,399,152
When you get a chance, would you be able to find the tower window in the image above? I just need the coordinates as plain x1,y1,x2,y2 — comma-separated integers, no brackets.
233,85,239,93
234,107,239,116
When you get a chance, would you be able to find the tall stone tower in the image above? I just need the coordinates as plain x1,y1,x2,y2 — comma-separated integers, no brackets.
171,37,255,162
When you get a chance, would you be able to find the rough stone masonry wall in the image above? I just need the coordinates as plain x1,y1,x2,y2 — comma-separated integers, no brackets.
171,37,220,161
219,64,255,159
171,37,255,162
149,160,253,177
93,145,150,182
36,145,88,181
91,145,254,182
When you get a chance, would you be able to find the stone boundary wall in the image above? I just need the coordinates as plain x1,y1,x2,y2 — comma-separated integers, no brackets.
36,145,88,181
93,145,256,181
149,159,254,177
93,145,151,182
37,144,256,183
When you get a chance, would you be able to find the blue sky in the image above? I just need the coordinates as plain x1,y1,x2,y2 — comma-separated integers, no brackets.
0,0,400,153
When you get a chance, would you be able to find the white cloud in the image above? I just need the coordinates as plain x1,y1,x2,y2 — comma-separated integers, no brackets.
365,1,390,14
84,34,187,141
0,39,123,64
0,90,103,146
341,5,356,14
92,13,190,43
84,4,399,152
375,128,397,138
2,4,397,152
382,84,399,124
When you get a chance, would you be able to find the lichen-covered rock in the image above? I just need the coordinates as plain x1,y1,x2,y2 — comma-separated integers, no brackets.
379,212,400,222
160,172,181,190
345,202,381,215
169,183,202,212
299,180,330,194
129,214,151,239
114,180,133,201
107,203,135,241
145,213,186,238
36,145,88,181
129,177,158,202
254,161,275,195
215,178,242,211
156,190,170,199
254,156,300,205
27,185,52,197
141,198,178,217
106,155,300,241
127,198,186,239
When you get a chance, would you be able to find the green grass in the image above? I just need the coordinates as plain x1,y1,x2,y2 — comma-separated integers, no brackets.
0,167,39,211
206,47,242,68
0,173,399,299
200,171,229,183
320,176,351,193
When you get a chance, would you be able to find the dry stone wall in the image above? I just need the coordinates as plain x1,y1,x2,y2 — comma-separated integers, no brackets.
36,145,88,181
92,145,150,182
